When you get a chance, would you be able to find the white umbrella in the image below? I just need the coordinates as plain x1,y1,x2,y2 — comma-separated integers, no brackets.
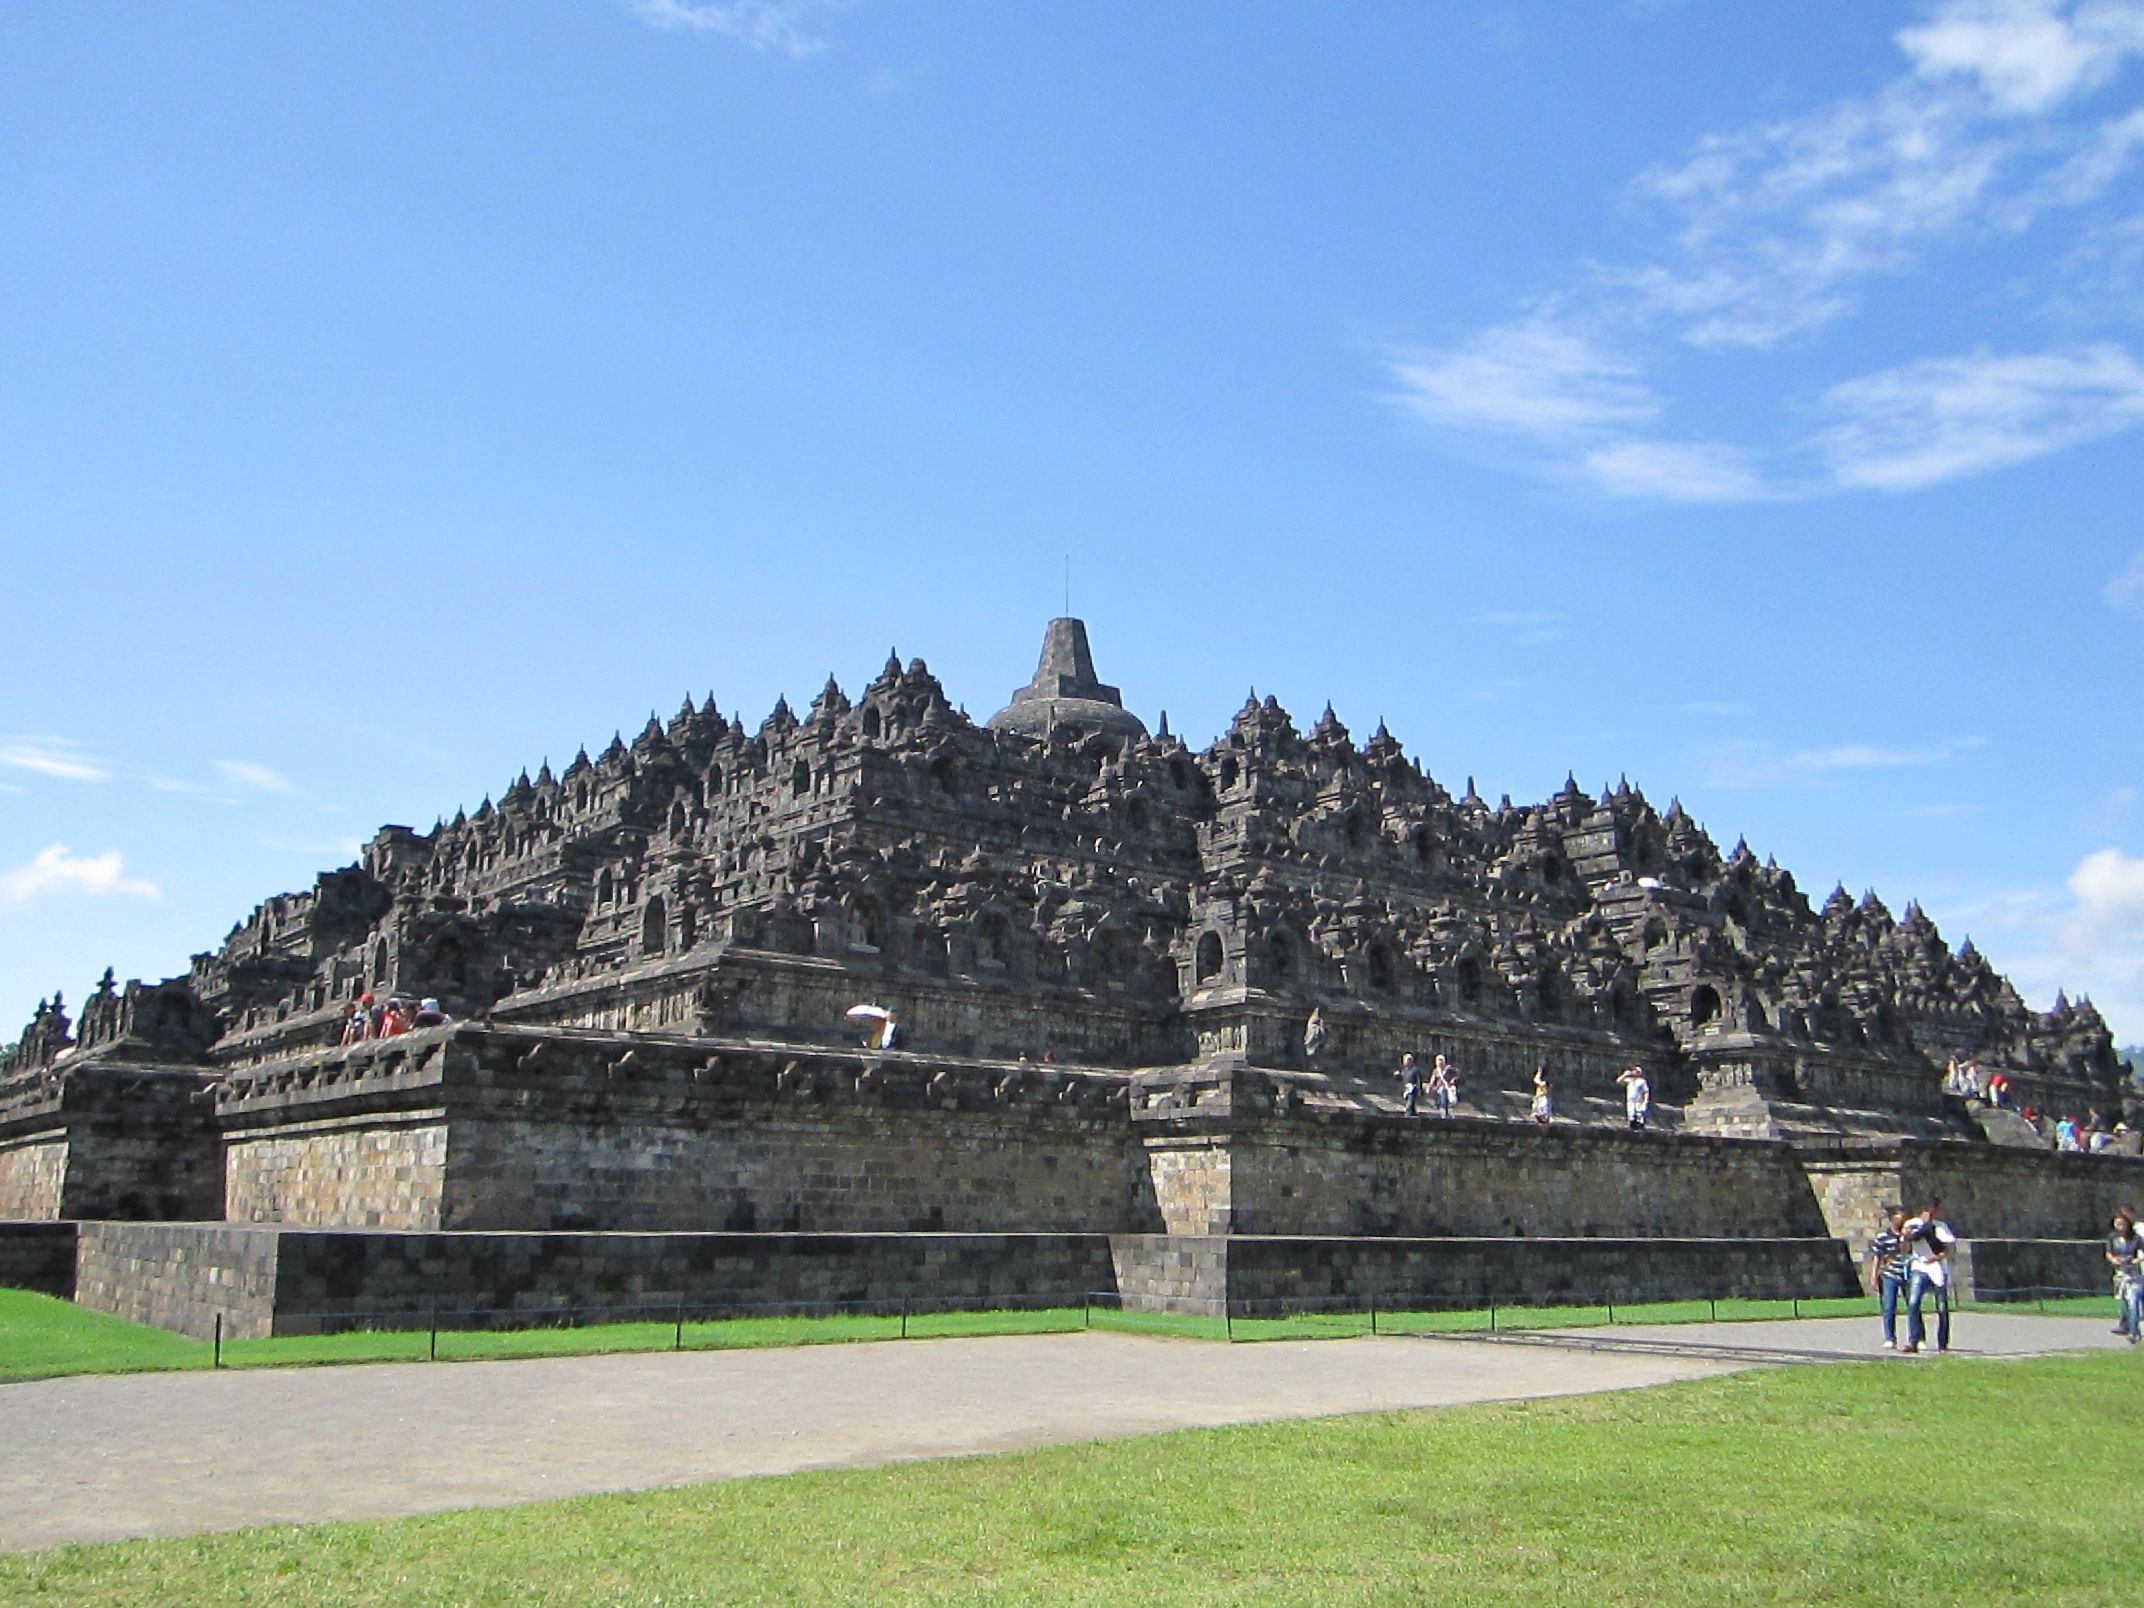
844,1004,893,1023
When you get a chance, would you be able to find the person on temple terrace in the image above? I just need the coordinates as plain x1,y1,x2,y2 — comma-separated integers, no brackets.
1530,1066,1553,1126
1395,1052,1423,1117
1866,1204,1911,1351
2106,1208,2142,1344
1428,1052,1458,1117
1616,1064,1651,1131
1901,1198,1957,1354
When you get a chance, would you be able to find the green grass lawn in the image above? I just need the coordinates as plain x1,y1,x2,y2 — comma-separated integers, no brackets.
0,1290,1092,1380
1,1350,2136,1605
4,1286,2121,1381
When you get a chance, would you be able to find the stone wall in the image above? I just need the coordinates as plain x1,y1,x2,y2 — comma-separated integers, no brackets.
74,1221,284,1339
1221,1234,1860,1311
1134,1093,1832,1241
0,1139,67,1220
1953,1238,2112,1302
1802,1144,2144,1250
1108,1232,1228,1312
440,1106,1156,1233
0,1221,79,1296
225,1117,449,1229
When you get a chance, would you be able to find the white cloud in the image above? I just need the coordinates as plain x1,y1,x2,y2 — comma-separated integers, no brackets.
2108,548,2144,614
1818,344,2144,489
1581,439,1769,501
0,845,160,905
1702,736,1982,789
1940,846,2144,1038
629,0,845,58
214,760,295,794
0,739,107,782
1384,0,2144,499
1900,0,2144,115
1388,322,1657,436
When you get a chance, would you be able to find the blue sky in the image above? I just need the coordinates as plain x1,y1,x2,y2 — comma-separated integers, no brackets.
3,0,2141,1042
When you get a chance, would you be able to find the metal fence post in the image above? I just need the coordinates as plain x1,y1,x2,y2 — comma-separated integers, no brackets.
1083,1292,1091,1330
675,1300,685,1351
1488,1293,1497,1333
900,1297,909,1340
1370,1298,1378,1337
429,1308,439,1362
213,1312,223,1369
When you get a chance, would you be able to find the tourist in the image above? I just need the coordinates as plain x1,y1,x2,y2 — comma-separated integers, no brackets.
1303,1007,1327,1064
1901,1198,1956,1354
1961,1059,1984,1100
1396,1053,1422,1117
1530,1066,1553,1126
2057,1115,2083,1152
881,1011,902,1050
340,995,373,1046
1944,1056,1964,1096
1867,1204,1911,1350
413,997,449,1028
1617,1065,1651,1132
1987,1069,2010,1108
1428,1053,1458,1118
2107,1209,2142,1343
380,997,415,1037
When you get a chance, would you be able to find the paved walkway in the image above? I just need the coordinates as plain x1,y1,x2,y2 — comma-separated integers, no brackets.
0,1312,2123,1553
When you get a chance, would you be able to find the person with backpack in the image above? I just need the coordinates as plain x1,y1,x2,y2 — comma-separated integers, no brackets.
1901,1199,1956,1354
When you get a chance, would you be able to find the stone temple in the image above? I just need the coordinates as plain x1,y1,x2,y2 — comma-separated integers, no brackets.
1,620,2136,1337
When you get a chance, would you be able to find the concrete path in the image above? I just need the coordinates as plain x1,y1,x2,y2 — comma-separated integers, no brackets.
0,1313,2124,1553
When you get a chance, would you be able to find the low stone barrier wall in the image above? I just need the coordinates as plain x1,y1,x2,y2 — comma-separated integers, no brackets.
75,1221,282,1339
1218,1234,1860,1313
1954,1238,2113,1303
66,1223,1866,1337
0,1220,79,1297
72,1223,1133,1339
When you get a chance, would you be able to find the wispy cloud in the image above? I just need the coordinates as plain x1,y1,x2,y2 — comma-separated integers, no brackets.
2109,547,2144,615
1818,344,2144,488
0,738,108,782
1900,0,2144,114
1702,735,1984,789
214,760,295,794
1473,609,1569,644
1389,322,1657,436
0,845,160,905
629,0,847,58
1385,0,2144,499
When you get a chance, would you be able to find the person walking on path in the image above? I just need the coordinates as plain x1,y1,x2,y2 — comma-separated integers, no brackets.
1616,1065,1651,1132
1395,1053,1423,1117
1867,1205,1911,1350
1901,1198,1957,1354
1428,1053,1458,1118
2106,1208,2142,1343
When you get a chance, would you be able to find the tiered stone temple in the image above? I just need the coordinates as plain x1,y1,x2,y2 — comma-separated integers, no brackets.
2,620,2135,1337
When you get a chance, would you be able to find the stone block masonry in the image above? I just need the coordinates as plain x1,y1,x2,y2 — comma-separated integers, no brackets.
0,1221,78,1297
71,1224,1128,1341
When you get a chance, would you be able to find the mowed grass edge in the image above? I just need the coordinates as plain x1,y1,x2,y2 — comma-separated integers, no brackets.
1,1350,2138,1606
1,1286,2119,1381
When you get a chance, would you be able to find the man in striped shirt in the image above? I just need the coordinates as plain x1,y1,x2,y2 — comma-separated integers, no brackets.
1866,1205,1911,1350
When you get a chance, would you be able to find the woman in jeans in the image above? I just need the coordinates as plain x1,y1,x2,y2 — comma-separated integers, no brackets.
2107,1209,2142,1343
